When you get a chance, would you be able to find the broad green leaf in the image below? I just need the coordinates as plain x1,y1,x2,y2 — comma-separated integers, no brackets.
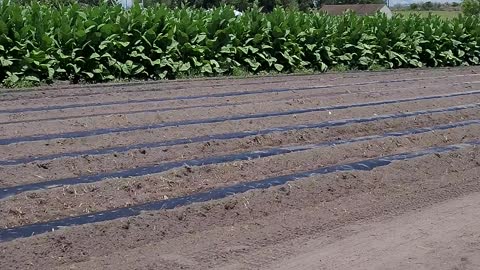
245,58,260,71
274,63,284,71
201,63,213,74
359,56,370,66
0,57,13,67
306,44,316,51
179,62,191,72
24,76,40,82
48,68,55,79
90,53,101,60
83,72,94,78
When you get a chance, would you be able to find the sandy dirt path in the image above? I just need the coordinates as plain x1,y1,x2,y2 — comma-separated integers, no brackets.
267,192,480,270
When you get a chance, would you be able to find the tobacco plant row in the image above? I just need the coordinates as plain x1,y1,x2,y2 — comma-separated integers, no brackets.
1,2,479,85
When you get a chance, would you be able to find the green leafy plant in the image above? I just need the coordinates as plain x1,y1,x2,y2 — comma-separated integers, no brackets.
462,0,480,15
0,2,479,87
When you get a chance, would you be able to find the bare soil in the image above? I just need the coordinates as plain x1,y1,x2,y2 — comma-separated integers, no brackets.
0,67,479,270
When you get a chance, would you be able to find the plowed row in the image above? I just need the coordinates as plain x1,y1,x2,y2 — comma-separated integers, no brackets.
0,67,479,270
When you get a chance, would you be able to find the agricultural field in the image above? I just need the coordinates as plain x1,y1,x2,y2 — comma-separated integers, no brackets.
0,67,479,269
1,3,480,86
394,9,462,18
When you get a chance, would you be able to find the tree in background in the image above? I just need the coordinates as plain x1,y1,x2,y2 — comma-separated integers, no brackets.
318,0,384,4
10,0,388,11
421,1,433,9
462,0,480,14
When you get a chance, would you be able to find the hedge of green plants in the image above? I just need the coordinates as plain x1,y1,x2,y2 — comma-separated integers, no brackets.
0,2,479,86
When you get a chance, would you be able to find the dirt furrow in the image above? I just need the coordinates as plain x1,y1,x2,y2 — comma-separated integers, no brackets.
2,78,479,126
0,124,478,229
0,111,477,187
1,67,477,102
1,71,479,114
0,98,477,161
1,78,479,132
0,145,478,270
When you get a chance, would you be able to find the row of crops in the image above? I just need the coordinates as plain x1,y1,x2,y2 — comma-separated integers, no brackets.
0,2,479,85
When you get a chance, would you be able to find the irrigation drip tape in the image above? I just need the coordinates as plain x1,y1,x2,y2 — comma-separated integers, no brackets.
0,76,460,114
0,141,477,242
0,99,255,125
0,68,468,99
0,90,479,146
1,119,477,200
1,80,476,126
0,104,478,166
0,78,294,101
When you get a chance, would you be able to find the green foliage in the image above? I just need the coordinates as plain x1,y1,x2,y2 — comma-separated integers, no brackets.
0,2,480,86
422,1,434,10
143,0,309,11
406,1,451,11
320,0,384,4
395,10,461,19
462,0,480,15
